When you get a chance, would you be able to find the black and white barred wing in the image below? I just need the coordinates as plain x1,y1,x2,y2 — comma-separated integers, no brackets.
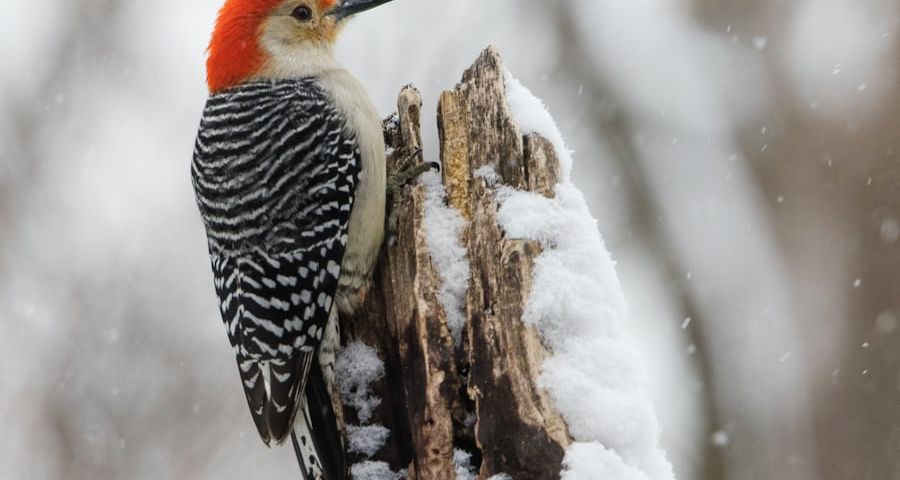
192,80,359,445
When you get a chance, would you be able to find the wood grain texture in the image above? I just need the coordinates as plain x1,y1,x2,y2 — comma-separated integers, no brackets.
340,47,571,480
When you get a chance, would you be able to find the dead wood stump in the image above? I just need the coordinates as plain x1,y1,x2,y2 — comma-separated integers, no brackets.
340,46,570,480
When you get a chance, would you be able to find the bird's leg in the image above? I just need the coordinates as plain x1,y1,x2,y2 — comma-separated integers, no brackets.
386,148,439,241
388,148,437,190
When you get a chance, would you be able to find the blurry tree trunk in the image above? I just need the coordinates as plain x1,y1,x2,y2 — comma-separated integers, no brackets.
339,47,572,479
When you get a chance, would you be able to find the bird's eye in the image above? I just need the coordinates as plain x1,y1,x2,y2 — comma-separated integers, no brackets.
291,5,313,22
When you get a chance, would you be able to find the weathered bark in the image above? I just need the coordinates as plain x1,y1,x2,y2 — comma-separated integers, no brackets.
340,85,461,480
340,46,570,480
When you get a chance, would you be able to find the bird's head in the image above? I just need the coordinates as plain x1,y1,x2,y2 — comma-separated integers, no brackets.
206,0,394,93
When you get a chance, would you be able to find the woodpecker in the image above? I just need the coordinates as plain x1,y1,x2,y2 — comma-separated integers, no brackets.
191,1,394,478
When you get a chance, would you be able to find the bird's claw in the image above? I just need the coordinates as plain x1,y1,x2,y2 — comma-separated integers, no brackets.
385,149,440,241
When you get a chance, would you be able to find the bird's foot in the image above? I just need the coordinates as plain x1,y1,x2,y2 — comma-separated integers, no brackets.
386,148,439,241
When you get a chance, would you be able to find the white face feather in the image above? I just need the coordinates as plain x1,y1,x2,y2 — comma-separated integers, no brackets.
256,38,340,80
255,0,343,80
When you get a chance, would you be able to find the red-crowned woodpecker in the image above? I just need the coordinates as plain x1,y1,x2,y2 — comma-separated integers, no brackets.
191,1,394,478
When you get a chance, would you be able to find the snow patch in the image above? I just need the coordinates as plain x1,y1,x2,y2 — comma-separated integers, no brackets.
473,165,500,185
453,449,477,480
493,73,675,480
346,424,391,457
336,341,385,423
503,70,573,182
337,342,406,480
495,185,627,351
561,442,656,480
420,170,470,345
454,448,512,480
350,461,406,480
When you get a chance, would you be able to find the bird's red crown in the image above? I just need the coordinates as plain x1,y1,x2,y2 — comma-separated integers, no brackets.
206,0,338,93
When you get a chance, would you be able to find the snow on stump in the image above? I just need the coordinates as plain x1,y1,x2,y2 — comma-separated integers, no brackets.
338,46,674,480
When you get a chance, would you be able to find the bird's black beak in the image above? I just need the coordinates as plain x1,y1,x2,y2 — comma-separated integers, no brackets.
325,0,395,21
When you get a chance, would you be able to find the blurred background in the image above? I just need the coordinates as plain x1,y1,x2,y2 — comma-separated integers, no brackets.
1,0,898,479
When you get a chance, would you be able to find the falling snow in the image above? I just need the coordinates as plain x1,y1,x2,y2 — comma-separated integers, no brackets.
2,0,897,479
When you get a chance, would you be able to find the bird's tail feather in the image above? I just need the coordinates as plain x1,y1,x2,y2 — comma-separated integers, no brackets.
292,363,346,480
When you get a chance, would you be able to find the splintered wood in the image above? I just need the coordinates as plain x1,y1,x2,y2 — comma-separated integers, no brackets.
340,46,569,480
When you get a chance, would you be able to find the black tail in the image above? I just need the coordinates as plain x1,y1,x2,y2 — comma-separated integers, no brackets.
291,363,346,480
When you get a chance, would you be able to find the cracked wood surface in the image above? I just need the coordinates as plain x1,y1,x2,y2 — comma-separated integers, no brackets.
340,46,569,480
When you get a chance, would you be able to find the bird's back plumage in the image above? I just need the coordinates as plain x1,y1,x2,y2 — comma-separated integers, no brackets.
192,79,358,465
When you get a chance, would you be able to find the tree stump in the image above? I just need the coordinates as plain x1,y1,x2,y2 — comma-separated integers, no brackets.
340,46,571,480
